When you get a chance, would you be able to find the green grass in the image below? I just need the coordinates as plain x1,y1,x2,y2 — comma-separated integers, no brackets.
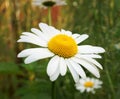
0,0,120,99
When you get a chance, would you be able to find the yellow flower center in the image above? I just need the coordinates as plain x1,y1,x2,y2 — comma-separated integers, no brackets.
48,34,78,58
84,81,94,88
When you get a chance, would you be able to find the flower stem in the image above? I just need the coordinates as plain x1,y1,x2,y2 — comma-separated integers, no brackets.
48,7,55,99
48,7,52,25
52,81,56,99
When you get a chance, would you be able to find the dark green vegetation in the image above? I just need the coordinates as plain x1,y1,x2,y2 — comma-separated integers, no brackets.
0,0,120,99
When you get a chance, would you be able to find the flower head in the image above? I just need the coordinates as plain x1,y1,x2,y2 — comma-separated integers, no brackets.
17,23,105,82
115,42,120,50
32,0,66,8
75,77,103,93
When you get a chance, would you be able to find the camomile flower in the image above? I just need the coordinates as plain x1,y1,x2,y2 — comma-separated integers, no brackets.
17,23,105,82
115,42,120,50
32,0,66,8
75,77,103,93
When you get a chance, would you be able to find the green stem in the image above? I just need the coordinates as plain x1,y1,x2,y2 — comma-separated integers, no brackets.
48,7,52,25
52,82,56,99
47,6,55,99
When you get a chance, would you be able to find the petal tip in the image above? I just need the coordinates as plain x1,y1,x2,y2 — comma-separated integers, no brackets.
17,54,21,58
102,48,105,52
96,74,100,78
31,28,34,31
100,66,103,70
17,39,21,42
61,73,66,76
24,60,30,64
39,23,47,27
50,77,55,82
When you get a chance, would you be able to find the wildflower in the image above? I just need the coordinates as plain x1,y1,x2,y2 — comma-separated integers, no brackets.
75,77,103,93
17,23,105,82
115,42,120,50
32,0,66,8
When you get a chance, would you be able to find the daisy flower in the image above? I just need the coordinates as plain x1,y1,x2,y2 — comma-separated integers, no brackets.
32,0,66,8
75,77,103,93
115,42,120,50
17,23,105,82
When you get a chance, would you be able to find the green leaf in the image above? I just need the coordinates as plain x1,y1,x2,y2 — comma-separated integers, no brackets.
21,93,51,99
15,79,51,99
0,62,20,74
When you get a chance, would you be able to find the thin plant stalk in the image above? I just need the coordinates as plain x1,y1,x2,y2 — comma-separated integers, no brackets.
48,7,52,25
47,6,55,99
105,65,115,98
104,53,115,98
52,81,56,99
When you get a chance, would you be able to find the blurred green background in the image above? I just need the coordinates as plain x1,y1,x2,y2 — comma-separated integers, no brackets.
0,0,120,99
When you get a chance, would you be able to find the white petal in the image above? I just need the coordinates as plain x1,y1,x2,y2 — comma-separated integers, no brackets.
18,38,47,47
21,32,42,40
76,54,102,58
64,30,72,36
69,59,86,78
49,26,60,34
79,79,86,85
72,34,80,39
85,58,103,69
65,59,79,82
32,2,42,6
39,23,53,39
17,48,50,57
86,88,92,92
75,34,89,44
61,29,72,36
20,32,47,44
75,54,103,69
32,0,43,5
39,23,59,39
31,28,48,41
78,45,105,53
17,32,47,47
50,67,60,81
21,32,37,37
59,57,67,76
72,57,100,78
47,56,60,76
79,87,85,93
75,84,85,93
23,49,54,64
86,77,91,81
56,0,66,5
61,29,66,34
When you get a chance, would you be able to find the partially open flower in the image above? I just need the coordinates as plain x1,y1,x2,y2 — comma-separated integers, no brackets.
17,23,105,82
32,0,66,8
75,77,103,93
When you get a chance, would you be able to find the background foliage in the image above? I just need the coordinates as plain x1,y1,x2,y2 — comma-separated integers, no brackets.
0,0,120,99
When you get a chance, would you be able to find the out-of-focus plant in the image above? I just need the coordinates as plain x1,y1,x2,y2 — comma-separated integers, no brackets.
0,0,120,99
